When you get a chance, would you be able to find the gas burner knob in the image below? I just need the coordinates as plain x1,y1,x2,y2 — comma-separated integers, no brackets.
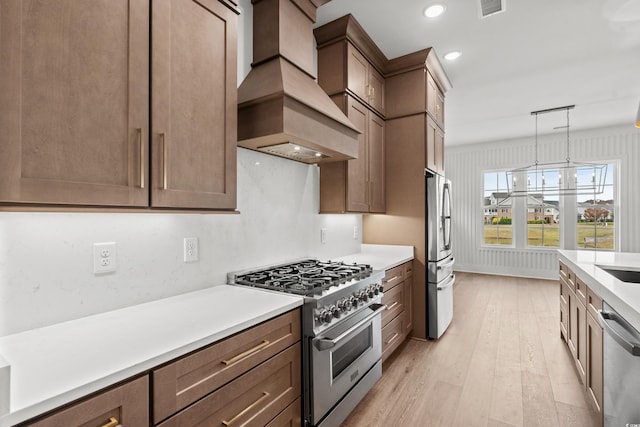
320,309,332,324
368,289,375,299
332,306,341,319
373,284,380,295
359,290,369,302
338,299,349,311
349,296,358,307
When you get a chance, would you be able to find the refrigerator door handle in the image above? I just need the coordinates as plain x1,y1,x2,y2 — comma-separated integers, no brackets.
437,274,455,291
442,182,452,250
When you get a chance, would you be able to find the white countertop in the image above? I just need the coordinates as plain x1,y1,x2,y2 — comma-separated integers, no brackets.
0,285,302,427
558,250,640,332
334,244,414,271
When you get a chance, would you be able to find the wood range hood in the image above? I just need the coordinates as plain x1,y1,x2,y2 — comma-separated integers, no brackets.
237,0,359,163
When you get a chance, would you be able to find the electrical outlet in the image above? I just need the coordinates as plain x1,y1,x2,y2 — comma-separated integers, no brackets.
184,237,199,262
353,225,359,240
320,228,327,244
93,242,116,274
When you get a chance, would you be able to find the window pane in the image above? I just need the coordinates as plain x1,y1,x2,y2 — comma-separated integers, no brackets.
577,163,615,250
527,168,560,247
483,172,513,245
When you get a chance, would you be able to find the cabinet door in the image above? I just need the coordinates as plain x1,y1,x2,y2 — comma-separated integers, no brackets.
0,0,149,206
586,311,603,420
368,112,385,213
404,262,414,335
151,0,237,209
427,71,444,128
345,97,369,212
435,124,445,174
368,66,385,116
25,376,148,427
426,116,439,173
346,43,368,104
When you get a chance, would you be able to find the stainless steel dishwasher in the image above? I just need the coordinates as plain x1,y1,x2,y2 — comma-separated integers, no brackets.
599,301,640,427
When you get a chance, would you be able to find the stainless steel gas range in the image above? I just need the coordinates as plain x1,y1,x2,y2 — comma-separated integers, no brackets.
228,259,385,427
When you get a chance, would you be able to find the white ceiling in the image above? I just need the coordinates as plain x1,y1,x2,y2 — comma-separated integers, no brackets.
315,0,640,146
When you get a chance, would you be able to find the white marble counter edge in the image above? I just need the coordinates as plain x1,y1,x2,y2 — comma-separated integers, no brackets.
0,285,303,427
557,250,640,332
334,244,415,271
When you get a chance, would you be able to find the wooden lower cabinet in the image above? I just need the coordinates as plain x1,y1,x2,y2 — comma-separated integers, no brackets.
22,376,149,427
559,261,603,426
266,397,302,427
381,260,413,362
157,345,301,427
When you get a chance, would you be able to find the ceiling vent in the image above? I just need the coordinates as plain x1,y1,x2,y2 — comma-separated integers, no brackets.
479,0,506,18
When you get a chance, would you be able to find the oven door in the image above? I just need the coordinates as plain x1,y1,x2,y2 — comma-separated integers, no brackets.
310,303,385,425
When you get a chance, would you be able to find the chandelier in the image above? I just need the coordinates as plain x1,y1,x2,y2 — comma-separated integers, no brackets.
505,105,608,197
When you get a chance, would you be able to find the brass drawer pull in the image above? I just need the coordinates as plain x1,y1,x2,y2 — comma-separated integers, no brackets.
385,275,399,284
100,417,119,427
222,340,270,366
138,128,145,189
386,301,399,311
161,133,168,190
222,392,270,426
385,332,400,345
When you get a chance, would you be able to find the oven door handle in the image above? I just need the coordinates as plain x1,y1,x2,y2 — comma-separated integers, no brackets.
314,303,386,351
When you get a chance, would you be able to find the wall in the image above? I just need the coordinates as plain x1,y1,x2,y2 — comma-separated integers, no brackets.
0,0,361,336
446,124,640,279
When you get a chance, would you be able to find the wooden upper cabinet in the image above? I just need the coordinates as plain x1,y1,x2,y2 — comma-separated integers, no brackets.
151,0,237,209
0,0,238,210
426,115,445,175
0,0,149,207
386,68,444,128
319,95,385,213
426,71,445,128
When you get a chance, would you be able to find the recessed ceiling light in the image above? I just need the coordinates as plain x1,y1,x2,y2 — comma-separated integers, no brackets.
444,51,461,61
424,4,446,18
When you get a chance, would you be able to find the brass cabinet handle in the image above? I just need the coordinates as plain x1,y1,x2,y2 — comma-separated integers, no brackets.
138,128,144,189
386,301,399,311
385,275,399,284
385,332,400,345
222,392,270,426
221,340,270,366
100,417,119,427
160,133,168,190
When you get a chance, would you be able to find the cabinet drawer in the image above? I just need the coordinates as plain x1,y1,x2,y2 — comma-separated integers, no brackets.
381,282,404,327
587,286,603,321
382,314,404,363
24,376,148,427
383,265,404,291
403,261,413,278
575,276,588,307
157,344,301,427
266,397,302,427
559,261,575,291
153,309,300,423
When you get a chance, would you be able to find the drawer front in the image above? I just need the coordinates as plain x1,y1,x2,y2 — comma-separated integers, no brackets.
157,344,301,427
381,281,404,327
560,286,569,341
383,265,404,291
382,314,404,363
575,276,587,307
559,261,575,291
265,397,302,427
153,309,301,423
587,286,602,321
403,261,413,279
24,376,148,427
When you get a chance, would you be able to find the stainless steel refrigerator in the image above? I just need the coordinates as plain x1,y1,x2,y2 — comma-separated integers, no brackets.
426,171,455,339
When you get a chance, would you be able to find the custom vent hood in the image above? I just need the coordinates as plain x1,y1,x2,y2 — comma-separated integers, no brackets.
237,0,359,163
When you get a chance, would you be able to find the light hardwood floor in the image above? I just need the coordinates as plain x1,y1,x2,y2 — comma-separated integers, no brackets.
342,272,599,427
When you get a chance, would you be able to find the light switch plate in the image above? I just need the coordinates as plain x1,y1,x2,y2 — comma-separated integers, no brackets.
321,228,327,244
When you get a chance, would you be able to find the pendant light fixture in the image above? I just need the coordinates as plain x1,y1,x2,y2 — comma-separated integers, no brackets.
505,105,608,197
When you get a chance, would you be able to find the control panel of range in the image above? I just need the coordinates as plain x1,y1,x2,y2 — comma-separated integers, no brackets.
314,283,384,326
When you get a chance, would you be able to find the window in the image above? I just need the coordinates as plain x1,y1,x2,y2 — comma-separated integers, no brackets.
577,163,616,249
483,172,512,245
482,163,617,250
526,168,560,247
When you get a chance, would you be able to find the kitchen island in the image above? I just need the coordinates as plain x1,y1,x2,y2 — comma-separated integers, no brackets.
558,250,640,331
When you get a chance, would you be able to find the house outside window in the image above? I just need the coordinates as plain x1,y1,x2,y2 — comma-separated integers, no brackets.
483,172,512,245
577,163,616,249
